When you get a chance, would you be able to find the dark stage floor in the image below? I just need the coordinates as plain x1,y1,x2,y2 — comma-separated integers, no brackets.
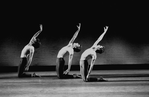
0,70,149,97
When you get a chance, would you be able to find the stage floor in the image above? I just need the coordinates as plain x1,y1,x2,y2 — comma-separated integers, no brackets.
0,70,149,97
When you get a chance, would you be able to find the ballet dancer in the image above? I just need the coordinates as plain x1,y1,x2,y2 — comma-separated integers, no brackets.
18,24,42,78
56,23,81,79
80,26,108,82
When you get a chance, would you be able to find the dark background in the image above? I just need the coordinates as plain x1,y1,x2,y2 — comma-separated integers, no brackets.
0,1,149,71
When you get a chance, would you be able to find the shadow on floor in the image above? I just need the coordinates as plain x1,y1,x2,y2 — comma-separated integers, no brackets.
0,72,149,82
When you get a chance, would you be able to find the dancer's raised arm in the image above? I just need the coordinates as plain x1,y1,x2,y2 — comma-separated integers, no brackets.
29,24,43,44
34,24,42,37
68,23,81,44
92,26,108,47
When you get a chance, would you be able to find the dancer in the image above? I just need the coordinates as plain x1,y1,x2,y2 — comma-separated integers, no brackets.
56,23,81,79
18,24,42,78
80,26,108,82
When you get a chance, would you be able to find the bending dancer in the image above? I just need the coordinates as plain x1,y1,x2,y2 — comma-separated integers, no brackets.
18,24,42,78
80,26,108,82
56,23,81,79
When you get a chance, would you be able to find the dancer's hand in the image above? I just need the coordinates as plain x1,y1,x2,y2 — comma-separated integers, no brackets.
77,23,81,29
40,24,43,31
63,70,70,75
104,26,108,32
25,66,29,71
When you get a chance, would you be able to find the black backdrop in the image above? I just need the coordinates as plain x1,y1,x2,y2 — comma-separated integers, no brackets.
0,1,149,68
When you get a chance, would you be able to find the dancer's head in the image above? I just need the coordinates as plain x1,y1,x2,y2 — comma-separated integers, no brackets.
32,38,41,48
73,43,81,52
93,45,105,54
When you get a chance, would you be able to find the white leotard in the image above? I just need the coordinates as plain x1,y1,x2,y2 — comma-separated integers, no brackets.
57,45,74,58
80,48,97,61
20,44,34,58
